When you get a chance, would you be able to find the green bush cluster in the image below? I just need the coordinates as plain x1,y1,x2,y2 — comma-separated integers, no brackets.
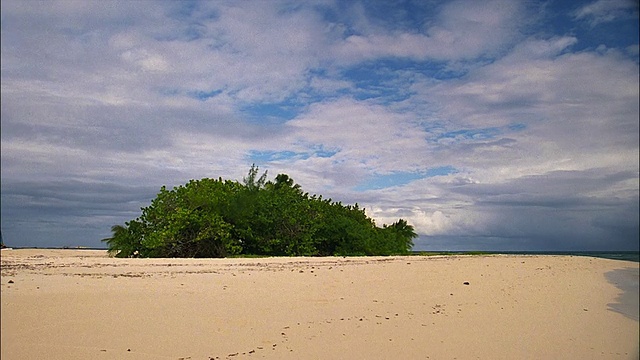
103,165,417,258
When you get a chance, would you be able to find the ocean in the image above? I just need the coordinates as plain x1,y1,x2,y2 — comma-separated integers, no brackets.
412,251,640,262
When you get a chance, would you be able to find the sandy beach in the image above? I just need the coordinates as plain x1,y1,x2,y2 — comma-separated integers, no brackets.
1,249,638,360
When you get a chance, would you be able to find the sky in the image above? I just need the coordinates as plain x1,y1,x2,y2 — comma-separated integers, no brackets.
1,0,638,251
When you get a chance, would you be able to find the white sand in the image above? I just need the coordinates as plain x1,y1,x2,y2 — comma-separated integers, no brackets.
1,249,638,359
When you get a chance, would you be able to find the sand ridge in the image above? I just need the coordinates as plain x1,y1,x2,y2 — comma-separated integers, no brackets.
1,249,638,359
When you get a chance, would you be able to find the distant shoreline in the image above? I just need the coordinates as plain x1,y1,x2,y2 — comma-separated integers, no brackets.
3,247,638,262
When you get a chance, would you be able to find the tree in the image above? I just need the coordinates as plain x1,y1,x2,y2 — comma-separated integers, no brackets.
243,163,268,191
103,166,418,258
272,173,300,191
102,223,142,258
381,219,416,254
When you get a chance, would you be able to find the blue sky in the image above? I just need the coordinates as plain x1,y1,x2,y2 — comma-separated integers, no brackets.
1,0,638,251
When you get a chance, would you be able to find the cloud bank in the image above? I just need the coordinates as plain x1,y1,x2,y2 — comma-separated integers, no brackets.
1,0,638,250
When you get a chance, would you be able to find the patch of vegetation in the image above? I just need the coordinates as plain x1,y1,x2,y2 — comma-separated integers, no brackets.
103,165,417,258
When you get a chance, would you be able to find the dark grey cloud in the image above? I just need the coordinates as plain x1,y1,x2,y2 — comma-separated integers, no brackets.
422,169,640,250
1,180,158,248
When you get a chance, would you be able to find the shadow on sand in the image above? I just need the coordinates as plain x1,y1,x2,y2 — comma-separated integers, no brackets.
605,267,639,322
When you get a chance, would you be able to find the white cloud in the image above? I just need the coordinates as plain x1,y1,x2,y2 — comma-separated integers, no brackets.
324,35,639,242
286,98,430,176
331,0,527,63
411,37,639,181
573,0,639,26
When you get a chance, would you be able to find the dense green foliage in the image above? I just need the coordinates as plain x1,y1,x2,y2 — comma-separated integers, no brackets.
103,166,417,258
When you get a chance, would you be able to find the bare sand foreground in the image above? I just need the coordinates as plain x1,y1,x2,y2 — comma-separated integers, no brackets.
1,249,638,360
